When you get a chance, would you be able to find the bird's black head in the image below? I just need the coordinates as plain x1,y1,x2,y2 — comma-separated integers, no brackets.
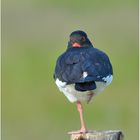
68,30,93,48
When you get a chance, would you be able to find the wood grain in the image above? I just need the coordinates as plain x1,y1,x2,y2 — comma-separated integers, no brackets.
69,130,124,140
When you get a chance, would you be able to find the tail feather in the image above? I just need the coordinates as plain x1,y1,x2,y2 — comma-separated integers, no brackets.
75,81,96,91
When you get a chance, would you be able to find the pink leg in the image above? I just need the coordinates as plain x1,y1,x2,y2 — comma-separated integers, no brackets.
76,101,87,133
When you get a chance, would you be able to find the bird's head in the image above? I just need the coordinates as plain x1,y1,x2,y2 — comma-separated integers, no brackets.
68,30,93,48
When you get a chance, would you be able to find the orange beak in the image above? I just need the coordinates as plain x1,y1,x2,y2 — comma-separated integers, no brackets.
72,43,81,48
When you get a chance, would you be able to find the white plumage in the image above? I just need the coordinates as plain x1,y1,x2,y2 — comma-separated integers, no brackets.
55,75,113,103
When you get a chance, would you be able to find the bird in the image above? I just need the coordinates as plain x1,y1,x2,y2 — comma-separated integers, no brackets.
54,30,113,134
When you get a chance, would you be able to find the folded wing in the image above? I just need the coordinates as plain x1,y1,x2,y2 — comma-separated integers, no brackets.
54,47,113,87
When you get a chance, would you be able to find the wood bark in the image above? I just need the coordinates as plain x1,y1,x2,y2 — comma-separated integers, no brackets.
69,130,124,140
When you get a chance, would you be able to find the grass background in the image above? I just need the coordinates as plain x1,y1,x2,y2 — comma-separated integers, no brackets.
2,0,138,140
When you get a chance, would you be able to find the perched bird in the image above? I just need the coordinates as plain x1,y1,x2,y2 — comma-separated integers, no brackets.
54,30,113,134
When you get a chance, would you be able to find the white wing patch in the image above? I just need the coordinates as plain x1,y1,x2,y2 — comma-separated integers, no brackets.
55,78,66,88
102,75,113,86
83,72,88,78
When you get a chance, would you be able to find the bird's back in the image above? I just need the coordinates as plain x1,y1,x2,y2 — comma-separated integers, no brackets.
54,47,113,85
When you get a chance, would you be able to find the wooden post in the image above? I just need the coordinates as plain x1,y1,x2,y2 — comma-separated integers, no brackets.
69,130,124,140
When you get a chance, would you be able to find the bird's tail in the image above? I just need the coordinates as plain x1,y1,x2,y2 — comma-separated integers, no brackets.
75,81,96,92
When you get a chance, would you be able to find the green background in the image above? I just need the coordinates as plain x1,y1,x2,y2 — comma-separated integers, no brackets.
2,0,138,140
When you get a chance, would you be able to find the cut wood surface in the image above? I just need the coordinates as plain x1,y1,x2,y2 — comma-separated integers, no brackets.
69,130,124,140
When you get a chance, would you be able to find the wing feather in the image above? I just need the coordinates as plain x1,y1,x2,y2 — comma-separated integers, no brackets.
54,47,113,84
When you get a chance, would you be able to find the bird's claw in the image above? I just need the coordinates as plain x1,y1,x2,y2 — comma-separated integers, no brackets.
68,129,88,134
68,130,88,140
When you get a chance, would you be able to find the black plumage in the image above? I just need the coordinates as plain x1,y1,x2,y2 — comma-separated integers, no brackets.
54,46,113,91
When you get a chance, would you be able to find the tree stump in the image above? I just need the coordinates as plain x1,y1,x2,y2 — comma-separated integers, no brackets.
69,130,124,140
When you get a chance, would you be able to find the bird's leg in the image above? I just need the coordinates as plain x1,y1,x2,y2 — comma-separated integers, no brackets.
87,92,94,104
76,101,87,133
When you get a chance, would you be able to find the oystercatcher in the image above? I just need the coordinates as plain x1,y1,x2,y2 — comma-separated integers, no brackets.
54,30,113,134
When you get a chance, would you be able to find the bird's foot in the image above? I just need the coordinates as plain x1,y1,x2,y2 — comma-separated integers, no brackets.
68,128,88,134
68,128,88,140
79,127,88,133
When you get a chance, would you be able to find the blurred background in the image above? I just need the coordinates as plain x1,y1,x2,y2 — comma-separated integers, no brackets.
2,0,138,140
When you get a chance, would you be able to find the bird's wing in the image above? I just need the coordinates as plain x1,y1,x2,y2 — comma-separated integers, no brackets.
54,48,83,84
81,48,113,82
54,47,113,84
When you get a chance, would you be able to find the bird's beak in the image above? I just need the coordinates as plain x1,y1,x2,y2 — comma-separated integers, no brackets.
72,43,81,48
